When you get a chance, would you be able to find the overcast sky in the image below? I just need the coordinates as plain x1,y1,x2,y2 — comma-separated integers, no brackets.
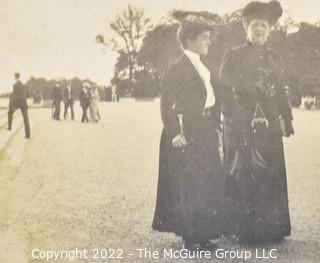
0,0,319,92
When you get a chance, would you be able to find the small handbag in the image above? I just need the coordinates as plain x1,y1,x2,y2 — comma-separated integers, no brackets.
228,102,269,178
251,102,269,133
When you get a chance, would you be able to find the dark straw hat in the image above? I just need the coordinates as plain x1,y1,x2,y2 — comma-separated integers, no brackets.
171,10,222,30
242,0,283,26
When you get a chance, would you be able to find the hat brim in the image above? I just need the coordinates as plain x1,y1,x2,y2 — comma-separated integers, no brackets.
180,21,219,31
172,10,222,30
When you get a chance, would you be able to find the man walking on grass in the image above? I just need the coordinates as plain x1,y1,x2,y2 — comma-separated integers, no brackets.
8,72,30,139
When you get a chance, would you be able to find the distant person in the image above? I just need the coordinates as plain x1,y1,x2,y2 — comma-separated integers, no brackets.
63,82,75,120
8,72,30,139
33,90,43,104
89,86,100,122
111,85,118,102
51,83,63,120
79,83,90,123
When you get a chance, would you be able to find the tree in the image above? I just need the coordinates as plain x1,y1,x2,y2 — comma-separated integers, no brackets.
138,23,181,79
97,5,151,92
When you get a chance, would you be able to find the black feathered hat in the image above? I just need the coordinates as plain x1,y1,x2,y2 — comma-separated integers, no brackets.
242,1,283,26
171,10,222,30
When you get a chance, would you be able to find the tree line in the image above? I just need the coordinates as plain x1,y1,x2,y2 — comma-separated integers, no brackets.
0,77,102,100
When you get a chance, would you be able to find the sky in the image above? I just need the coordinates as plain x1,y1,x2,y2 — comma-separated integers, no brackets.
0,0,319,92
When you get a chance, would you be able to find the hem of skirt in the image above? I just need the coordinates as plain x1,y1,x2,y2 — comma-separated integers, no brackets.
152,225,183,236
236,230,291,244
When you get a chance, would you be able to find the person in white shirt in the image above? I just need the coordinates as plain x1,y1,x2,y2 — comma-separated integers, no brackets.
111,85,118,102
89,86,101,122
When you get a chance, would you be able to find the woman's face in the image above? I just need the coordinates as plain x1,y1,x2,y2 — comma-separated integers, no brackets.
245,19,271,45
187,30,211,56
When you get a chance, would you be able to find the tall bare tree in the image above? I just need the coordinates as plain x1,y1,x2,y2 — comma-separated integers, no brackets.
97,5,151,90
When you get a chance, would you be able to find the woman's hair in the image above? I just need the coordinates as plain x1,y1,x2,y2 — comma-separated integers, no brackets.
177,25,206,49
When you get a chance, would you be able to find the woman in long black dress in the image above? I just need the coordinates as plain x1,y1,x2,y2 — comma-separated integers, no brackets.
219,0,294,243
152,11,225,249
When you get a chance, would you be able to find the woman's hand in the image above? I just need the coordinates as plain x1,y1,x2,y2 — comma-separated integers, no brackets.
285,120,294,137
172,134,188,148
280,118,294,137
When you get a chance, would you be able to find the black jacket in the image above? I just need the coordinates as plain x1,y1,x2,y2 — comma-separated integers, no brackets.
219,41,292,123
79,89,90,107
51,86,63,101
161,55,221,143
11,81,28,107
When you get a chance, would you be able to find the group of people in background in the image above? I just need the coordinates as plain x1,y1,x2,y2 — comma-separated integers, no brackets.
51,82,100,123
6,75,118,139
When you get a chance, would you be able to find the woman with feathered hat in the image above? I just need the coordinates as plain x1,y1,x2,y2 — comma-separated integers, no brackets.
219,0,293,243
152,11,226,249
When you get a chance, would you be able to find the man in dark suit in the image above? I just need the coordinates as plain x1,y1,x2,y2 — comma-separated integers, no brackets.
51,83,63,120
63,82,76,120
79,83,90,122
8,72,30,138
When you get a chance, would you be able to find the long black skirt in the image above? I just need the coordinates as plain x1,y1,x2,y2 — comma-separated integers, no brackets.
152,129,226,243
223,118,291,243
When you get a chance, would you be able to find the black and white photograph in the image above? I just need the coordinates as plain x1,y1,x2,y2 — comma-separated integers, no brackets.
0,0,319,262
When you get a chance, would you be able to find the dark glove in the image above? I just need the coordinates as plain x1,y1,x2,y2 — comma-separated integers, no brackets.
283,118,294,137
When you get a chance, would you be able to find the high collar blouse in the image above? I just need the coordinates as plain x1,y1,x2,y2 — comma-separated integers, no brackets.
184,49,215,109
